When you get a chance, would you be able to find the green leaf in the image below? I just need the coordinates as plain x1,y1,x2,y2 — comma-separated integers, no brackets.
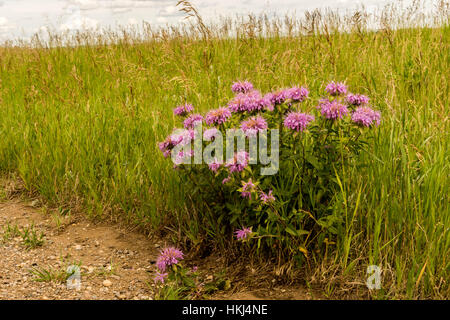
306,155,322,171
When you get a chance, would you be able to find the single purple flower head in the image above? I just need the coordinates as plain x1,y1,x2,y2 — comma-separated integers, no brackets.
261,93,275,111
170,129,195,147
346,93,369,106
228,90,265,113
231,81,254,94
208,159,222,173
241,178,256,199
225,151,249,173
222,176,231,184
317,99,349,120
240,116,268,137
203,127,220,141
285,86,309,102
205,107,232,125
235,227,252,241
283,112,315,132
351,107,381,127
153,271,168,284
156,247,184,272
173,149,194,165
159,129,193,158
158,140,171,157
260,189,275,204
183,114,203,129
269,89,288,105
173,103,194,116
325,81,348,96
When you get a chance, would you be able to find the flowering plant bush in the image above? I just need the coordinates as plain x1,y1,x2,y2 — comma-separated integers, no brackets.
152,247,202,299
152,247,230,299
159,80,381,258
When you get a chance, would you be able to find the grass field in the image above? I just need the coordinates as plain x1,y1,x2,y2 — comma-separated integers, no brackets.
0,1,448,299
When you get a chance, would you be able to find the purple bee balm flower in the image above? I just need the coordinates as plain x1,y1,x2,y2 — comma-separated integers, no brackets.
351,107,381,127
173,149,194,165
159,130,192,158
170,129,195,147
231,81,254,94
261,93,275,111
228,90,264,113
222,176,231,184
208,159,222,173
225,151,249,173
240,116,268,137
241,178,256,199
158,140,171,157
156,247,184,272
183,114,203,129
346,93,370,106
283,112,315,132
260,189,275,204
235,227,252,241
286,86,309,102
203,128,219,141
325,81,348,96
173,103,194,116
317,99,349,120
153,271,168,284
205,107,232,125
269,89,288,105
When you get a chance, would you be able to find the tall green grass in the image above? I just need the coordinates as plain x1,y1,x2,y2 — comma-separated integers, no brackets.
0,1,448,298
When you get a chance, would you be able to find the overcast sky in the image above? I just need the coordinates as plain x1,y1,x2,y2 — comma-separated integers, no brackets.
0,0,421,41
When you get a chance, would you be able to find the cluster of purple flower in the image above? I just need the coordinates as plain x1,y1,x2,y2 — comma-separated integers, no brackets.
325,81,348,96
205,107,232,125
241,179,256,199
173,103,194,116
231,81,254,94
203,127,219,141
208,158,222,173
351,107,381,127
183,114,203,129
240,115,268,137
260,189,275,204
264,86,309,107
283,112,315,132
346,93,369,106
317,99,349,120
158,129,194,158
154,246,184,283
173,149,194,165
225,151,249,173
235,227,252,241
228,90,271,113
160,80,382,247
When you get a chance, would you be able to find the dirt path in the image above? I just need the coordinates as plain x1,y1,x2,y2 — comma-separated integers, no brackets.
0,198,314,300
0,200,162,299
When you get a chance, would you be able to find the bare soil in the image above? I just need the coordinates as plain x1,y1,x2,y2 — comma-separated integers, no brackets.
0,198,316,300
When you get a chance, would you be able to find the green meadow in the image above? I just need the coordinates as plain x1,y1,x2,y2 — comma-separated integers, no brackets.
0,2,448,298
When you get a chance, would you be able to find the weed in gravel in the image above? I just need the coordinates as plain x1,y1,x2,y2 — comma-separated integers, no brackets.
20,224,45,249
30,261,82,283
1,222,21,242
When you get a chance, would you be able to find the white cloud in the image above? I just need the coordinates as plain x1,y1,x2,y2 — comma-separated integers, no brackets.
60,11,99,30
127,17,138,24
0,0,425,41
0,16,15,33
66,0,101,11
64,0,156,13
156,16,166,23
